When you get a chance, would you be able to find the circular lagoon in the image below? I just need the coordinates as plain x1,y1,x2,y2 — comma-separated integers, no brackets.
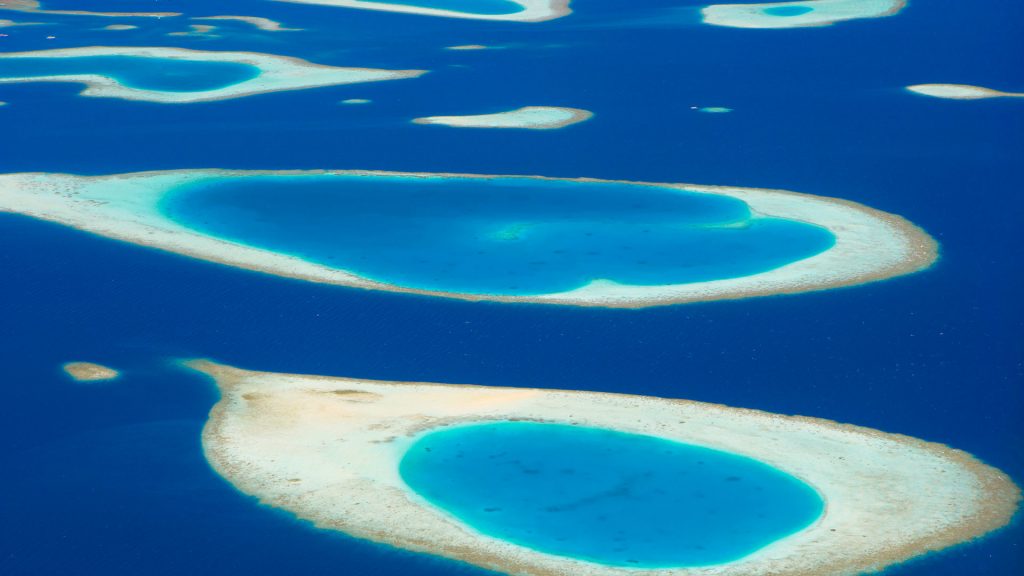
399,422,824,567
160,175,835,296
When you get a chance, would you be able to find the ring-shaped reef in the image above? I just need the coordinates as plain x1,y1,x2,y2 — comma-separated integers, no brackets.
188,360,1020,576
271,0,570,22
0,170,937,308
702,0,906,29
0,47,425,103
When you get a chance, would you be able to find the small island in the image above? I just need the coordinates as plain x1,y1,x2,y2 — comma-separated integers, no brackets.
62,361,119,382
0,169,938,308
0,46,426,104
413,106,593,129
188,359,1020,576
702,0,906,29
906,84,1024,100
271,0,571,23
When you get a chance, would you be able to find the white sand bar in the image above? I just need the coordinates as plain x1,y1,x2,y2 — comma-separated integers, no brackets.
702,0,906,29
906,84,1024,100
0,169,937,308
0,47,425,104
189,360,1020,576
414,106,592,129
62,361,119,382
0,0,180,18
272,0,570,22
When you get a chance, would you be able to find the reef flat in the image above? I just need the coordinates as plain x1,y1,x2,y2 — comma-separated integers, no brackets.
413,106,592,129
0,170,937,308
62,361,119,382
271,0,571,22
189,359,1020,576
906,84,1024,100
702,0,906,29
0,47,425,103
0,0,180,18
192,15,301,32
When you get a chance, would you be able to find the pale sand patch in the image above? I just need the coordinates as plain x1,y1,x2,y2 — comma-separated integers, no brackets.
0,46,426,104
0,169,938,308
192,15,301,32
62,361,119,382
413,106,593,129
188,359,1020,576
0,0,180,18
0,17,43,26
271,0,571,23
445,44,490,50
703,0,906,29
340,98,372,104
98,24,138,31
906,84,1024,100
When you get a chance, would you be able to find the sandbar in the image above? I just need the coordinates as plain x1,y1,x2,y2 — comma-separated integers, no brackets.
271,0,571,23
0,0,180,18
0,46,426,104
445,44,490,51
192,15,301,32
0,17,41,26
0,169,938,308
167,24,218,38
906,84,1024,100
62,361,119,382
98,24,138,31
702,0,906,29
340,98,372,104
188,359,1020,576
413,106,593,129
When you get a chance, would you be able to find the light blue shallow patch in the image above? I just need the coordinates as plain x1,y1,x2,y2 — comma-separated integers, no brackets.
0,56,261,92
159,175,836,295
763,5,815,17
399,422,824,567
384,0,525,15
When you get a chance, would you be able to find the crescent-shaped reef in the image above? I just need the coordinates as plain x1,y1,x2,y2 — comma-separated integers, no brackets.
0,170,937,308
0,47,425,103
187,359,1020,576
702,0,906,29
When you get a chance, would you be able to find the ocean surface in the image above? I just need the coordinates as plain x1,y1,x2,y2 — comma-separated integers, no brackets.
0,55,261,91
161,174,833,294
400,422,823,567
1,0,1022,575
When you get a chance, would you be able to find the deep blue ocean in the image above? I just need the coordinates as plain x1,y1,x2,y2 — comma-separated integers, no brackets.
400,422,823,567
1,1,1021,575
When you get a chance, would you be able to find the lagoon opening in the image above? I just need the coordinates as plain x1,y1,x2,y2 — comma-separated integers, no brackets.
399,422,824,567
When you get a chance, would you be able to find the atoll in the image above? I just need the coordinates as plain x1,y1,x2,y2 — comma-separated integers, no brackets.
188,359,1020,576
702,0,906,29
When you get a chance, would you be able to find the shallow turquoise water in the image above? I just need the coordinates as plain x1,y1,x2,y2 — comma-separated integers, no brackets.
385,0,524,15
159,175,835,295
0,56,261,92
399,422,824,567
764,5,815,17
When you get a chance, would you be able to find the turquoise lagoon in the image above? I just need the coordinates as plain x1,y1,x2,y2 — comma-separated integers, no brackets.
399,422,824,567
160,175,836,295
385,0,525,15
764,6,816,17
0,56,261,92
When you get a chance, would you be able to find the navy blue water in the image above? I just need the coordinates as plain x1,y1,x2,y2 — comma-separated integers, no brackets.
0,56,260,91
400,422,823,566
161,175,833,294
1,1,1021,575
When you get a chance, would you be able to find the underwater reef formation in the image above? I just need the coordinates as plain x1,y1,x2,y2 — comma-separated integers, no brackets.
188,360,1020,576
0,46,425,103
702,0,905,29
0,169,937,308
